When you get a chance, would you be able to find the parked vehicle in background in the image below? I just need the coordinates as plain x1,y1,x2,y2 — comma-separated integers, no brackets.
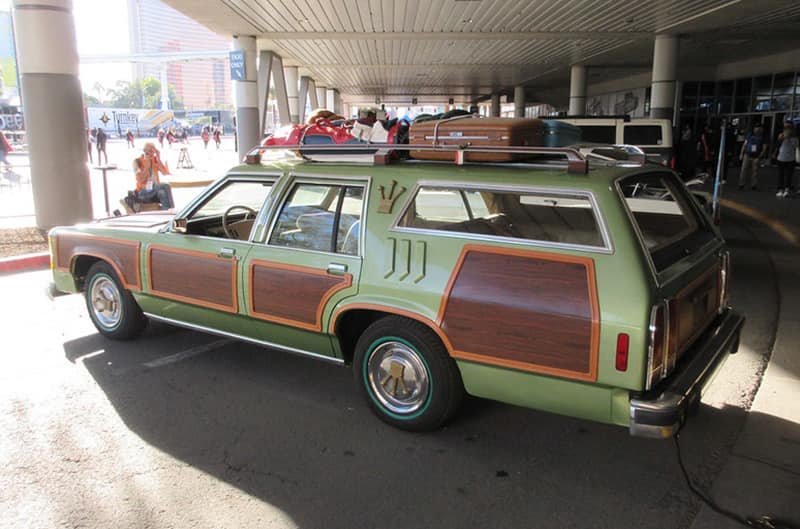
46,139,742,439
556,117,673,167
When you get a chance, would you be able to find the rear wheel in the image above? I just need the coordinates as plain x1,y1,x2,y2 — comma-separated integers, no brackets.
84,261,147,340
353,316,463,431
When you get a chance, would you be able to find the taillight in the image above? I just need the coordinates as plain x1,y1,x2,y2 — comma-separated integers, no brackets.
718,251,730,312
646,302,668,390
616,333,629,371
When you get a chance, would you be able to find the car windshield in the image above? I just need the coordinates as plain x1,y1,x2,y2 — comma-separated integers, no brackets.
191,180,274,218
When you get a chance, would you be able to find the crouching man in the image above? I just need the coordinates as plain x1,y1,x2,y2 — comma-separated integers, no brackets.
132,142,174,210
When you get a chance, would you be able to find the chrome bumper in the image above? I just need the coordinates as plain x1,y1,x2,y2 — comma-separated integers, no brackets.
629,308,745,439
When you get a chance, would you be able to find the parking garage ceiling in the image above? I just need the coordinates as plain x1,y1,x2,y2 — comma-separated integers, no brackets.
162,0,800,104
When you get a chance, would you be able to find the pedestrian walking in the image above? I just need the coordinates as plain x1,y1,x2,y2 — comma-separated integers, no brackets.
213,126,222,149
775,122,798,198
125,128,135,148
739,125,766,190
676,124,697,180
698,124,714,178
157,128,165,149
201,126,210,149
95,127,108,165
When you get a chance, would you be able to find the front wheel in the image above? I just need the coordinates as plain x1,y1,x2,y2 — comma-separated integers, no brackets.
84,261,147,340
353,316,464,431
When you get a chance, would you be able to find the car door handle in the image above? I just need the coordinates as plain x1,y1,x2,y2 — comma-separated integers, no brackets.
327,263,348,276
218,247,236,258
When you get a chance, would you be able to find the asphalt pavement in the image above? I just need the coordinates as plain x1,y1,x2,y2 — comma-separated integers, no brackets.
0,161,798,529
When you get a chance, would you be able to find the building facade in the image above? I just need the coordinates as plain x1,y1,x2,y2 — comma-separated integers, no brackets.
128,0,231,110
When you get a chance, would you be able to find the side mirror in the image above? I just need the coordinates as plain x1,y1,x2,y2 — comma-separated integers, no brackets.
172,218,188,233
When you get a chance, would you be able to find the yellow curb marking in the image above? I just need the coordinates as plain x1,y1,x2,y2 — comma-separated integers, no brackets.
719,198,799,246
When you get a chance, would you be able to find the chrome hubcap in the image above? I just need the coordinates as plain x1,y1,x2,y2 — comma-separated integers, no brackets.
90,276,121,328
367,341,429,414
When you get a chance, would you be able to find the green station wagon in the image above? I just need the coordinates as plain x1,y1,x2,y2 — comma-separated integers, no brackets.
48,145,744,438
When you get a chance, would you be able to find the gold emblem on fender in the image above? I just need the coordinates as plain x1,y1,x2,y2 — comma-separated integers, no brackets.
380,360,410,397
377,180,406,214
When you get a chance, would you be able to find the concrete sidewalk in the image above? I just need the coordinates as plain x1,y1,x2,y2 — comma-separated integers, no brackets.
690,171,800,529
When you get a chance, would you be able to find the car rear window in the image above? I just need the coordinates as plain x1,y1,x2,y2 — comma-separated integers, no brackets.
578,125,616,143
618,172,715,272
398,186,605,248
623,125,663,146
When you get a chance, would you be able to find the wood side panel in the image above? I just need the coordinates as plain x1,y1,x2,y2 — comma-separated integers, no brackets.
439,245,599,381
147,245,238,313
55,234,141,290
250,260,352,332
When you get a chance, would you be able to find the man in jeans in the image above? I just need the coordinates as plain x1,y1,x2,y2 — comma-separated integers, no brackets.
131,142,174,210
739,125,765,190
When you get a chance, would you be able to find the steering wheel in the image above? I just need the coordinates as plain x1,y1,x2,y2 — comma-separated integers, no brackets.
222,205,257,239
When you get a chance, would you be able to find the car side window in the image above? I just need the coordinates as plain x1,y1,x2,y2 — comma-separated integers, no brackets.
399,186,604,248
269,183,364,255
184,179,273,239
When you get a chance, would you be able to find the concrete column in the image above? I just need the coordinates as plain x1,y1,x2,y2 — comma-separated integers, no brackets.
298,76,310,123
514,85,525,118
307,78,319,110
316,85,327,109
490,94,501,117
232,35,259,160
259,51,290,128
327,89,342,115
651,34,679,121
12,0,91,229
569,65,587,116
284,65,299,123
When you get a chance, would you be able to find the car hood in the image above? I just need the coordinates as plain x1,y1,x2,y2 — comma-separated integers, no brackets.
96,211,174,230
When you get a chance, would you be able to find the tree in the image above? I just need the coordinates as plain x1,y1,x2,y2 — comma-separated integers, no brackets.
83,92,101,105
105,77,183,109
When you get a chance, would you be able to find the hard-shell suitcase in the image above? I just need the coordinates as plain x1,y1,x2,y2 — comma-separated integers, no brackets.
409,116,544,162
542,120,582,147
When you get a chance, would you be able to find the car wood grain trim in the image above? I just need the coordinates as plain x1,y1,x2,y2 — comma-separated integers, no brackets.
54,233,141,291
436,245,600,382
249,260,352,332
146,245,238,313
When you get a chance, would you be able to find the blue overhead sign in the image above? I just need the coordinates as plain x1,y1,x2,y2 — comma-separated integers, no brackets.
229,50,246,81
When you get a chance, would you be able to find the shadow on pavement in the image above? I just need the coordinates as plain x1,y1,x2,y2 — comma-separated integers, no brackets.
60,330,761,529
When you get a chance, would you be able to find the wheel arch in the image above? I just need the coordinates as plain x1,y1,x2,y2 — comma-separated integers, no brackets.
71,254,106,291
331,303,454,365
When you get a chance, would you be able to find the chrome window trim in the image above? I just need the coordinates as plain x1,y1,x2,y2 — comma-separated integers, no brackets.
143,312,344,365
391,180,614,254
263,174,371,257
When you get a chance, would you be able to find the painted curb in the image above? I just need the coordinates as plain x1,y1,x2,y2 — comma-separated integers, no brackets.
0,252,50,273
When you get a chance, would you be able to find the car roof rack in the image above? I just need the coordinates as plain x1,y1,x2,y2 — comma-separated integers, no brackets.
546,114,632,122
245,143,590,175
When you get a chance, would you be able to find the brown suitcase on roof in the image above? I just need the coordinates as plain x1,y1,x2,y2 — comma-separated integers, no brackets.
409,117,545,162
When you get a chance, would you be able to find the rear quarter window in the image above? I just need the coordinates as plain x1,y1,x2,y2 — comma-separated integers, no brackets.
398,186,606,248
623,125,663,146
578,125,616,144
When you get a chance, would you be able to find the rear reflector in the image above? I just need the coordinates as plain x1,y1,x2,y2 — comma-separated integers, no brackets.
616,333,629,371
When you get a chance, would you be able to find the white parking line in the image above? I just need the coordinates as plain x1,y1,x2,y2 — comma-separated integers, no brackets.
142,338,234,369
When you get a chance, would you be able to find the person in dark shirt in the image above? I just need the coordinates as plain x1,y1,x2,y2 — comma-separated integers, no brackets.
95,128,108,165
